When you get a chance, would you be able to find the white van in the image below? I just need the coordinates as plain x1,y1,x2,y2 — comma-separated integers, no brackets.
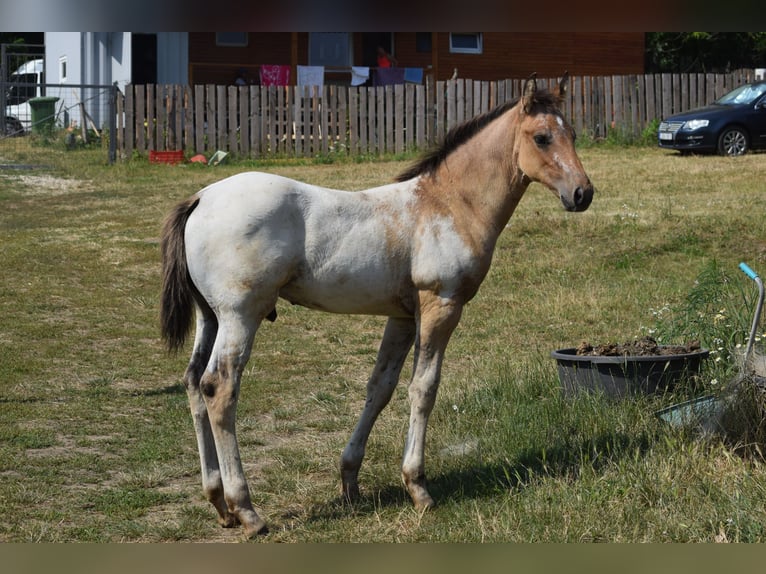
4,58,44,135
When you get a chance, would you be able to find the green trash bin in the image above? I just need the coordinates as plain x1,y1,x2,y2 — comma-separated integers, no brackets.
28,96,59,135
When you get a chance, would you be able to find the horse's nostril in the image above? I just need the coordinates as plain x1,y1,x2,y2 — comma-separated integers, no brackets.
574,186,584,205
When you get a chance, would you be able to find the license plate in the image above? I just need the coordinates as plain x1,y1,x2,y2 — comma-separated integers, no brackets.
659,132,673,141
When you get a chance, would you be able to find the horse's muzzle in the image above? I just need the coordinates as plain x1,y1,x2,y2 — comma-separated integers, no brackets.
562,183,594,212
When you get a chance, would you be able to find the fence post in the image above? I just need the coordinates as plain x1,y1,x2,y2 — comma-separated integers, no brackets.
108,83,117,164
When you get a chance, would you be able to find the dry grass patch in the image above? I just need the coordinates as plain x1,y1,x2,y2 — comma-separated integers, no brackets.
2,141,766,541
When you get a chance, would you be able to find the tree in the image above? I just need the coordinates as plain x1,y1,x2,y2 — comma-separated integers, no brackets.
0,33,43,47
1,33,44,79
645,32,766,73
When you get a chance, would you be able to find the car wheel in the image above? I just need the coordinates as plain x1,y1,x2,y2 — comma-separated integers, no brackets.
718,126,749,156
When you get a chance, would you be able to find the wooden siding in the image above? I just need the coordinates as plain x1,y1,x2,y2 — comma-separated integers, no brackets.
188,32,294,85
187,32,645,86
417,33,645,81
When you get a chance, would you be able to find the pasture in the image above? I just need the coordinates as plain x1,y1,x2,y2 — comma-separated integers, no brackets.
1,140,766,542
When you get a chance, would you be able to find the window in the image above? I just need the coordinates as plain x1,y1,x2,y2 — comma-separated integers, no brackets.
59,57,67,82
416,32,432,53
449,33,483,54
216,33,248,47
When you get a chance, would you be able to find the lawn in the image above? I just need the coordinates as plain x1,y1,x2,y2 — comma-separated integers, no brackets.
1,138,766,542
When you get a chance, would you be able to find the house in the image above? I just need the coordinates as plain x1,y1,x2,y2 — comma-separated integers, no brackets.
43,32,644,90
44,32,189,91
39,32,188,130
186,32,645,86
35,32,644,148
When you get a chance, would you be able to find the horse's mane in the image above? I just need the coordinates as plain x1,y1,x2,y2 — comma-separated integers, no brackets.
395,89,563,183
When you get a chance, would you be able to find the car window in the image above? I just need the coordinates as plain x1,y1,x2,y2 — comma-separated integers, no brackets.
716,84,766,105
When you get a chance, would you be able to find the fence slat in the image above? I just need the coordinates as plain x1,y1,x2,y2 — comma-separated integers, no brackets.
255,86,263,157
415,84,425,149
337,87,347,153
205,85,216,154
125,88,134,158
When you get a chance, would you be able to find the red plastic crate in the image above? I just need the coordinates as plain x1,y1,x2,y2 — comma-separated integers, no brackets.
149,150,184,164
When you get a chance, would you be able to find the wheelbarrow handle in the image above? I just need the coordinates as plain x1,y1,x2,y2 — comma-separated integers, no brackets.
740,262,759,280
739,262,764,366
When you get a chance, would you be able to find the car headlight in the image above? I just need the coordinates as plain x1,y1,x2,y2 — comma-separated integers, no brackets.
683,119,709,130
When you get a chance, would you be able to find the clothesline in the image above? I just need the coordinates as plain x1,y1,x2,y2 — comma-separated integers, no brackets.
254,64,428,87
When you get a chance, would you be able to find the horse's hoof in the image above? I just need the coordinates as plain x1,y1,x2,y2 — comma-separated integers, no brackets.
244,519,269,538
218,513,241,528
341,483,361,503
414,496,436,511
403,475,435,510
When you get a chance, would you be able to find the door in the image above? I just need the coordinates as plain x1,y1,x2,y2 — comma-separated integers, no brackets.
132,33,157,84
361,33,394,68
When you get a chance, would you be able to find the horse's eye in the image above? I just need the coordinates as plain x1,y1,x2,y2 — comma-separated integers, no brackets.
534,133,551,147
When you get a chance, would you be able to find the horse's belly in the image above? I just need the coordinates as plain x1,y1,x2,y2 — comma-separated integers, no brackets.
279,278,412,317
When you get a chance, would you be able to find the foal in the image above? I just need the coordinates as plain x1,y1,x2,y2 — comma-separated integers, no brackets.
161,73,593,537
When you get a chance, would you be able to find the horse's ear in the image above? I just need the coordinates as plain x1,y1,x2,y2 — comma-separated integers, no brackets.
522,72,537,114
556,71,569,101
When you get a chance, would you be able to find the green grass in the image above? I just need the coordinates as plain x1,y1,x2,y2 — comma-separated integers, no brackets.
2,139,766,542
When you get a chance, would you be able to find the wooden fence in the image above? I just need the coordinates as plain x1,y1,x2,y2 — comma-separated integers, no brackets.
114,69,759,160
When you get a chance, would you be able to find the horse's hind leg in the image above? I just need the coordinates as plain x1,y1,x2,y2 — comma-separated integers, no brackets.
340,317,415,501
201,310,268,538
183,307,239,527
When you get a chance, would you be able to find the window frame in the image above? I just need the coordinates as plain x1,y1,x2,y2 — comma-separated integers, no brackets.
216,32,248,47
449,33,483,54
59,56,67,82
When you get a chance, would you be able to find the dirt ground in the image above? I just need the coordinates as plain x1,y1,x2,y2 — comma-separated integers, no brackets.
575,336,702,357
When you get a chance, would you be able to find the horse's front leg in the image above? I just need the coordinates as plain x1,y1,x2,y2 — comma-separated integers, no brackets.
202,319,268,538
340,317,415,502
402,292,463,510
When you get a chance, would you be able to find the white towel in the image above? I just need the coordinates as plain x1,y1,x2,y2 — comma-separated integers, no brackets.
351,66,370,86
297,65,325,87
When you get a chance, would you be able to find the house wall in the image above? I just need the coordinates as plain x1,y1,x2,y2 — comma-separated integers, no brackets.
44,32,81,84
187,32,645,85
188,32,294,85
392,32,645,81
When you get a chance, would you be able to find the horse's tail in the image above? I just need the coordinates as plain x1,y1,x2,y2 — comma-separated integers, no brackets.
160,196,201,352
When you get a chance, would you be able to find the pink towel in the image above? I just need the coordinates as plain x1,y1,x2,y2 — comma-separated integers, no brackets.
260,65,291,86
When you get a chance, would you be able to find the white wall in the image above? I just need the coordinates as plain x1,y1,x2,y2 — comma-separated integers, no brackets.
42,33,190,132
43,32,81,84
45,32,189,88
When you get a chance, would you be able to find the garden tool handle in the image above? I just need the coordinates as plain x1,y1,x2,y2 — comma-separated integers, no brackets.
740,262,759,281
739,262,764,365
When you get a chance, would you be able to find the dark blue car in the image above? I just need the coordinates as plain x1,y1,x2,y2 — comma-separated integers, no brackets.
658,80,766,156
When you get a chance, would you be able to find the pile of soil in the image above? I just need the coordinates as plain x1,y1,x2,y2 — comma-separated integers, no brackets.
575,336,701,357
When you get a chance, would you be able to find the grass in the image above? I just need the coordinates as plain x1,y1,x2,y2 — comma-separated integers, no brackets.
2,137,766,542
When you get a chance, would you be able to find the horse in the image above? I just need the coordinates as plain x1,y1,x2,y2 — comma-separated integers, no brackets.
160,72,593,537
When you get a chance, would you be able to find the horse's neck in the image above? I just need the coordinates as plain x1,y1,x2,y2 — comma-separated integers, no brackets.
427,116,527,247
